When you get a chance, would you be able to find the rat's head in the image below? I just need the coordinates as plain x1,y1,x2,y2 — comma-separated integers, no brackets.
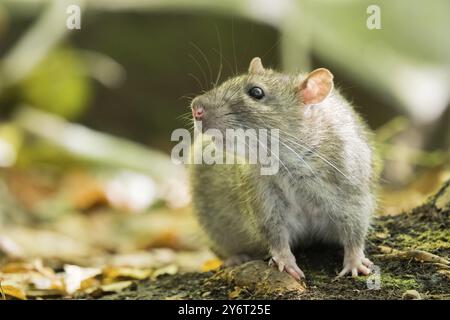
190,57,334,133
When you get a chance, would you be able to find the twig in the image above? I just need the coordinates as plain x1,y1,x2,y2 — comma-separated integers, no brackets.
374,246,449,266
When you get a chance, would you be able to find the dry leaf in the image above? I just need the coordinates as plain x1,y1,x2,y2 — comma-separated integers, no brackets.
437,269,450,281
103,250,175,269
201,258,222,272
152,264,178,279
29,273,64,292
25,289,63,298
1,228,95,262
165,293,187,300
103,266,152,282
1,284,27,300
63,265,102,294
86,281,134,297
1,261,36,273
374,232,390,240
228,287,245,299
100,281,134,293
80,277,101,291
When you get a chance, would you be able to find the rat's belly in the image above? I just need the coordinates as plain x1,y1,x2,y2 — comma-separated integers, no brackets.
285,206,342,246
280,177,344,246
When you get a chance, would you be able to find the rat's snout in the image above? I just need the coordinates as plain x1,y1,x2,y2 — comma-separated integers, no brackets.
192,105,204,121
191,99,206,121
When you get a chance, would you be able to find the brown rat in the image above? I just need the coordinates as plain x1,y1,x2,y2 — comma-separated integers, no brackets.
188,57,378,279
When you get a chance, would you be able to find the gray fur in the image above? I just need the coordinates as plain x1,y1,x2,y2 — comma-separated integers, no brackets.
188,66,378,277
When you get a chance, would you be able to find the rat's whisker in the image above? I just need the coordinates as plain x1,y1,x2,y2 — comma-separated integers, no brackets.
278,139,315,177
239,117,314,178
178,94,195,102
217,86,241,110
213,24,224,87
188,53,207,90
189,42,213,88
231,18,238,76
188,73,204,91
176,112,193,121
256,136,293,179
212,48,234,77
280,132,351,182
228,121,294,179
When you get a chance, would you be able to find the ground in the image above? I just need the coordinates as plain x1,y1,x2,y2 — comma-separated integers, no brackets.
80,181,450,300
1,173,449,300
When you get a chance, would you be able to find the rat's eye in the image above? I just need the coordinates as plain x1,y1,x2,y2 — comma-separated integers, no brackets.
248,86,265,100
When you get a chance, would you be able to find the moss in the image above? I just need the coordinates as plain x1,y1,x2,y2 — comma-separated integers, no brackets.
393,230,450,252
379,274,420,290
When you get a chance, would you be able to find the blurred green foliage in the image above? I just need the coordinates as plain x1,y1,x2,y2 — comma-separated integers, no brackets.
20,47,91,119
0,0,448,187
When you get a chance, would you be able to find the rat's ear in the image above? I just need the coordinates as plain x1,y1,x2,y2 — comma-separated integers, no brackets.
248,57,265,74
299,68,334,105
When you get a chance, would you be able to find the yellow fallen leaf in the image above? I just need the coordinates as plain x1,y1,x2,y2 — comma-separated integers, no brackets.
86,281,134,296
26,289,64,298
228,287,244,299
2,284,27,300
103,266,152,281
100,281,134,293
374,232,390,240
1,262,35,273
80,277,101,291
202,258,222,272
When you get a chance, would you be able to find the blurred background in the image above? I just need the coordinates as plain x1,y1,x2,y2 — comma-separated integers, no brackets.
0,0,449,299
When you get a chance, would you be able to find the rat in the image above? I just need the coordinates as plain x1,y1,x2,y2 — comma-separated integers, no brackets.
188,57,378,279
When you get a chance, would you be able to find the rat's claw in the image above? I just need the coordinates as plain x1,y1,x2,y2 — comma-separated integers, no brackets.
337,250,373,278
337,266,350,278
269,251,305,280
286,265,305,280
358,264,371,275
362,257,373,268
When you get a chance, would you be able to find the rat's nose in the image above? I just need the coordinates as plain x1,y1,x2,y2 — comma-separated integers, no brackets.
192,104,205,121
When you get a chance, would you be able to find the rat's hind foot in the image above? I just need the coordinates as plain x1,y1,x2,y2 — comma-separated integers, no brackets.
269,250,305,280
223,254,253,267
337,247,373,278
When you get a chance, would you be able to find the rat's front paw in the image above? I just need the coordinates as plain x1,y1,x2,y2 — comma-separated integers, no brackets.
337,248,373,278
269,250,305,280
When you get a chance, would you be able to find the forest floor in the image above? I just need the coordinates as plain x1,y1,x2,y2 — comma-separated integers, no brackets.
87,180,450,300
1,171,449,300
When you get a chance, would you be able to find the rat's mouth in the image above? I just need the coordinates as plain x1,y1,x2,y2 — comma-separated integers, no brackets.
194,120,238,138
